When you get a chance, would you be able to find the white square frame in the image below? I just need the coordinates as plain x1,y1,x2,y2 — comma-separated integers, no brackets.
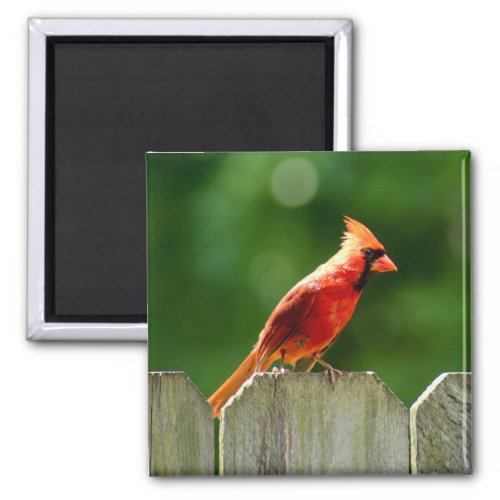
27,18,353,341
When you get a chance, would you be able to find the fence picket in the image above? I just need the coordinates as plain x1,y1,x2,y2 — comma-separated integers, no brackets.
148,371,214,475
410,372,472,474
219,371,409,475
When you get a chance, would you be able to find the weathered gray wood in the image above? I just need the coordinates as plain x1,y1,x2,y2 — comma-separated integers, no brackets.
410,372,471,474
219,371,408,475
148,371,214,476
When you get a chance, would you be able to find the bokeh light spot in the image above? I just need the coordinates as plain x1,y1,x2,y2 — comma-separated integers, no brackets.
271,158,318,207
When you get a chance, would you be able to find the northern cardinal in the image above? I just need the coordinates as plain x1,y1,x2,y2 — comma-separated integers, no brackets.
208,216,397,417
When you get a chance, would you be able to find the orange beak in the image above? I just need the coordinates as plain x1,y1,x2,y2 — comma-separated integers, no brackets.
372,253,397,272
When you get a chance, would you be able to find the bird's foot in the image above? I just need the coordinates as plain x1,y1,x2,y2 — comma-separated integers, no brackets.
272,366,289,375
313,355,342,388
323,365,343,387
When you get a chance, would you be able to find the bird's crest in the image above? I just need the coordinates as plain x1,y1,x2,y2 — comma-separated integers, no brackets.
341,216,383,249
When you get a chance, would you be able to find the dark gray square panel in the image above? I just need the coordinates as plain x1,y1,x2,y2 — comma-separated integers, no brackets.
46,38,334,321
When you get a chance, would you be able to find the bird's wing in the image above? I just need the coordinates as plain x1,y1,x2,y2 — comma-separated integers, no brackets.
255,285,316,369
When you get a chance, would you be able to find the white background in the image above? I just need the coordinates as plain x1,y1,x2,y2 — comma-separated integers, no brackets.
0,0,498,498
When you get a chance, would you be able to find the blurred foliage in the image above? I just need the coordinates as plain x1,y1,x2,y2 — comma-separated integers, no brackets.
147,151,470,406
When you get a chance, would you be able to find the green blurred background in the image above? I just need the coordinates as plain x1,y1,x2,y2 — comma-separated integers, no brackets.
147,151,470,406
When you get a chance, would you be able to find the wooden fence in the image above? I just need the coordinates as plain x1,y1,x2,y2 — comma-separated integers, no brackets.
148,371,471,476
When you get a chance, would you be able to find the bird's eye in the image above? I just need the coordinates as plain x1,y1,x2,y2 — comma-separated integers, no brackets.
363,248,374,258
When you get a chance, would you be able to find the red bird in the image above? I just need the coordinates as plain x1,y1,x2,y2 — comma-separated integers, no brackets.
208,216,397,417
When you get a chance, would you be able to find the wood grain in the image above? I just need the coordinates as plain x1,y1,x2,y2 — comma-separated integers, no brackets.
149,372,214,476
219,371,409,475
410,372,472,474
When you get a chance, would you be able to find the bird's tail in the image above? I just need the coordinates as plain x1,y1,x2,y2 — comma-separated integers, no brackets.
208,349,272,418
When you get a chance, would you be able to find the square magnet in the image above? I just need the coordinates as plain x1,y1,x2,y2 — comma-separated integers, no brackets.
27,18,352,340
